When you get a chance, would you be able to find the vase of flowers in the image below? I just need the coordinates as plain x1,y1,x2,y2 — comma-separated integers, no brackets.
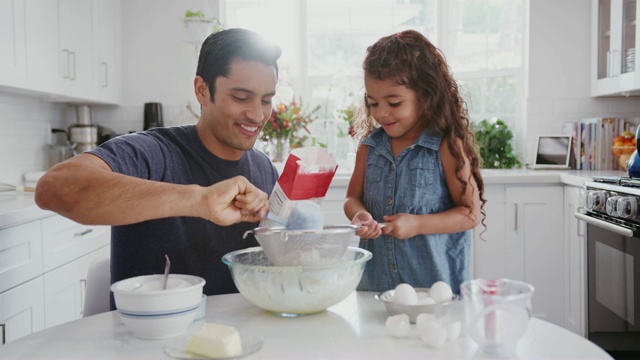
267,135,289,163
338,105,358,170
261,97,320,162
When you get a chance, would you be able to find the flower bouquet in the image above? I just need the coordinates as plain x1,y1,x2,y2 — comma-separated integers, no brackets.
261,97,320,162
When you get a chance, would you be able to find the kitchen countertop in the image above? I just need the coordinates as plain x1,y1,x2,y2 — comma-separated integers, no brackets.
0,291,612,359
0,191,55,230
0,169,627,229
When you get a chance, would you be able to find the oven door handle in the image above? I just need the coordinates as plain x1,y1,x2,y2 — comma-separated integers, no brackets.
574,212,634,237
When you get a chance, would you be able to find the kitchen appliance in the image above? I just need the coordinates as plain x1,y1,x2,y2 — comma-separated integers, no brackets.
576,176,640,359
49,128,77,167
143,102,164,130
69,105,98,152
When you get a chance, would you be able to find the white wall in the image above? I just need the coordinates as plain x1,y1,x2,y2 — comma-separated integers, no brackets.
525,0,640,164
93,0,221,135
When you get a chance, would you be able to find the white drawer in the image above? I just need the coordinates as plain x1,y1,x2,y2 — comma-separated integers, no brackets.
41,216,110,272
0,221,43,293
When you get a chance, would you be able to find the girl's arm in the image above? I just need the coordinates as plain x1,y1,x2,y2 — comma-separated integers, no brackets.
382,137,481,239
344,143,383,238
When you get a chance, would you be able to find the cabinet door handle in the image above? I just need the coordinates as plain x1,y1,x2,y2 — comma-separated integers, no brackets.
514,203,518,231
70,51,76,80
102,62,108,88
79,279,87,316
63,49,70,79
576,206,584,236
74,229,93,237
1,323,5,345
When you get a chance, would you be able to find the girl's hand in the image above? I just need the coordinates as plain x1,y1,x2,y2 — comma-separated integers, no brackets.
351,210,383,239
381,213,420,239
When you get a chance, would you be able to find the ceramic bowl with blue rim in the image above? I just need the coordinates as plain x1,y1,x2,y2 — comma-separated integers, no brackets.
110,274,205,340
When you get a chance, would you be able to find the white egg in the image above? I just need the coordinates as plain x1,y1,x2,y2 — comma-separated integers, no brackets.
385,314,411,338
416,313,440,334
446,321,461,341
421,326,448,348
429,281,453,303
393,283,418,305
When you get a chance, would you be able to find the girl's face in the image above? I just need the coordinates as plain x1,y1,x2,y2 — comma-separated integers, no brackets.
364,76,425,141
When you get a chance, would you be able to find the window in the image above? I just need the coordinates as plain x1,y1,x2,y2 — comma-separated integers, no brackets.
223,0,524,160
445,0,524,134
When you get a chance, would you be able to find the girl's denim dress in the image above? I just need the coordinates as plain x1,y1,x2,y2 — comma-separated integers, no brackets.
357,127,471,295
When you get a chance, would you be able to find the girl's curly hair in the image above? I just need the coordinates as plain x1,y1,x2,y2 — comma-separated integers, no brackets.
354,30,486,232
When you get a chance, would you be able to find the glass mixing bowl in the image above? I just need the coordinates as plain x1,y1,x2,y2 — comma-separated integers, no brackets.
222,246,371,317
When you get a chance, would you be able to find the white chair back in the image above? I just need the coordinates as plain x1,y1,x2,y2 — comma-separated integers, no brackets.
83,254,111,317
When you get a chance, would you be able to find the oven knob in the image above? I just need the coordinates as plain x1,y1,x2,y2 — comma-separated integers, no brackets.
616,196,638,218
586,190,608,211
606,195,623,216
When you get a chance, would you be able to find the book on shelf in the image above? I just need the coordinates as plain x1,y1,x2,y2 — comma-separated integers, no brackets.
562,117,638,171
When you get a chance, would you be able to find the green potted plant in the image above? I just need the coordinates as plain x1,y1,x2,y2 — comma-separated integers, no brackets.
472,118,521,169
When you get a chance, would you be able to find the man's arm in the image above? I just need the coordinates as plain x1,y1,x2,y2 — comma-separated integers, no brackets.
35,154,269,226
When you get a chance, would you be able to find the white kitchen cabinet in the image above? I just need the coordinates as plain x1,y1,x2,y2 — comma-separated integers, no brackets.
26,0,95,98
0,220,43,294
92,0,121,104
0,277,44,346
57,0,95,99
563,185,587,337
0,212,110,344
41,215,110,273
591,0,640,97
472,185,565,327
0,0,26,89
508,185,565,325
43,245,109,328
24,0,59,94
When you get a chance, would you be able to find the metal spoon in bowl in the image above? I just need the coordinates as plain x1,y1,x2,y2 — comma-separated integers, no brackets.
162,254,171,290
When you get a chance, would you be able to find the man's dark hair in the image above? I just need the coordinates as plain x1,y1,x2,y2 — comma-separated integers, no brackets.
196,28,282,101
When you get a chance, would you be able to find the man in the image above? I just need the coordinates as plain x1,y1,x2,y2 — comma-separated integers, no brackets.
35,28,282,308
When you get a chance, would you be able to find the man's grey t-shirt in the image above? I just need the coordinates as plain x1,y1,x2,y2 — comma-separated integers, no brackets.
88,125,278,309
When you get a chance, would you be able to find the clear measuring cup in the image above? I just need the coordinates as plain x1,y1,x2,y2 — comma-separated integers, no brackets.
460,278,535,358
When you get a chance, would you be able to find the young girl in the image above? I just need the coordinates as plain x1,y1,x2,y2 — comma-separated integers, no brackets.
344,30,486,294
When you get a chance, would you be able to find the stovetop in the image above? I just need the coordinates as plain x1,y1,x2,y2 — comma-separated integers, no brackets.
586,176,640,223
593,176,640,187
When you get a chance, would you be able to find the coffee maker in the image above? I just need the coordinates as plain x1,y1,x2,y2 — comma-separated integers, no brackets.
143,102,164,130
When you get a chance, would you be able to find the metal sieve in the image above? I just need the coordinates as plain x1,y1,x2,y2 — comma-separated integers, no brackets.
242,225,358,266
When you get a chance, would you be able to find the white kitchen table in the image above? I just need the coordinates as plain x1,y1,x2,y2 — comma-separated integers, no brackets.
0,291,612,359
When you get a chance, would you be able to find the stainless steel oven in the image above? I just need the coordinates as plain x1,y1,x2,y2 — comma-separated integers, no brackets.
576,177,640,359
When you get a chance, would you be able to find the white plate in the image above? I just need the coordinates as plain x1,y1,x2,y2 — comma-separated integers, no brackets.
163,334,264,359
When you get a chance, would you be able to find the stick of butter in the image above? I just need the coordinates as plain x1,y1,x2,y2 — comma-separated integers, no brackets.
187,323,242,358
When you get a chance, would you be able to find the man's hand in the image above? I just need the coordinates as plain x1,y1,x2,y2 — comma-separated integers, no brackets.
203,176,269,225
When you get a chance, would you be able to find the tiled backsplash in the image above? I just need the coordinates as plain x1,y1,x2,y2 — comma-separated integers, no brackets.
0,92,64,184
